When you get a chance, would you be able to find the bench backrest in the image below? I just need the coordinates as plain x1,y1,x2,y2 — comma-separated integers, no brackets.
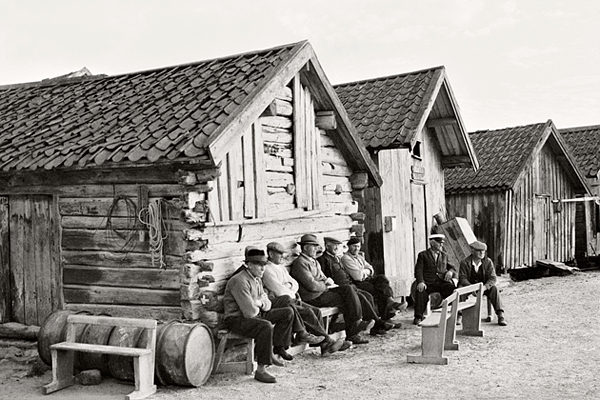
454,282,483,297
439,291,458,319
65,314,157,350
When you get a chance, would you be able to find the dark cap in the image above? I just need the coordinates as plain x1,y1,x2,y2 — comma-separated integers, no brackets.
347,236,362,246
245,246,268,264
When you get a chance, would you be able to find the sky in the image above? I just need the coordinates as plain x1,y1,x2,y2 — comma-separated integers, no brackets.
1,0,598,131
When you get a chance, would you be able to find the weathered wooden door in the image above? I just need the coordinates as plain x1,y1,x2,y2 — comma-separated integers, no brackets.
533,195,550,260
0,197,10,323
6,195,61,326
411,182,428,262
378,149,413,296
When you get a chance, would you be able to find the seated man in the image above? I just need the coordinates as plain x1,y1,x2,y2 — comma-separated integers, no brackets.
290,234,375,345
319,237,400,336
262,241,346,356
413,233,458,325
459,240,507,326
223,248,293,383
341,236,407,320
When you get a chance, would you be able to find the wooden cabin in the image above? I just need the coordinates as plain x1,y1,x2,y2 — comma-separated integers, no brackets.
560,124,600,260
0,40,381,328
445,120,590,272
335,67,479,297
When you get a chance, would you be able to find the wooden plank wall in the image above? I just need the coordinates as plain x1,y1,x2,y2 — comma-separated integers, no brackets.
445,190,507,271
421,126,447,228
447,142,578,270
0,197,9,323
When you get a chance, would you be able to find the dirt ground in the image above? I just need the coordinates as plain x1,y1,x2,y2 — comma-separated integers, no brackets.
2,270,599,400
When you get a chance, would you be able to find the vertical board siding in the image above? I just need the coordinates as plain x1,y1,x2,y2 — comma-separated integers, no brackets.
0,197,10,323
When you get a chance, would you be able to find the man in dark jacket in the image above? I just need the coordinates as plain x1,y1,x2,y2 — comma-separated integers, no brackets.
290,234,375,345
413,233,458,325
459,240,507,326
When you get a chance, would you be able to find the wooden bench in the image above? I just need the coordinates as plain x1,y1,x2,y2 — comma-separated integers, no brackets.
407,283,484,365
43,315,157,400
407,291,459,365
212,306,342,374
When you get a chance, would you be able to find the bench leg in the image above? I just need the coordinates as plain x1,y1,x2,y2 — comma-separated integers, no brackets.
212,335,228,374
485,296,493,322
461,306,484,336
126,354,156,400
407,326,448,365
245,338,256,375
43,348,75,394
444,315,459,351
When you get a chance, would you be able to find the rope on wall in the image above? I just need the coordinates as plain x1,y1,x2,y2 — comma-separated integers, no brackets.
105,195,140,254
139,199,170,269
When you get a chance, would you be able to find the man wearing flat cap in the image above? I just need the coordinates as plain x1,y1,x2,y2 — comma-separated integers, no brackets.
341,236,407,321
223,247,295,383
459,240,507,326
413,233,458,325
262,241,346,356
290,234,375,344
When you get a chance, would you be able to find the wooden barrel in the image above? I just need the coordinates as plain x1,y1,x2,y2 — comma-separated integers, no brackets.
77,323,115,375
106,325,145,382
155,321,214,387
37,310,90,366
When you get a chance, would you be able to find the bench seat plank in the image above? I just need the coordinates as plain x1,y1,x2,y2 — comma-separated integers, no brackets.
51,342,152,357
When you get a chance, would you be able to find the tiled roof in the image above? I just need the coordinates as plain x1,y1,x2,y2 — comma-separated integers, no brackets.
445,122,549,192
334,67,442,148
560,125,600,178
0,42,302,172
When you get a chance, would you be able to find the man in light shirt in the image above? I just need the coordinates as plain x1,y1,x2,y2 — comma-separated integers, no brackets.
458,240,507,326
262,241,346,356
341,236,407,321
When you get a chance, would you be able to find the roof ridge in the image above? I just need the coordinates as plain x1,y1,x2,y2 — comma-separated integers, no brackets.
334,65,445,88
559,124,600,132
0,40,308,91
469,121,548,135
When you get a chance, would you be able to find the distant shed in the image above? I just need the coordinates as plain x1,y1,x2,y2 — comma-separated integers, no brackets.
445,120,590,271
336,66,478,296
0,40,381,327
560,124,600,259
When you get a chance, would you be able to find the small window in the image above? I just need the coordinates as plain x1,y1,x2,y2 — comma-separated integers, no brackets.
412,141,422,159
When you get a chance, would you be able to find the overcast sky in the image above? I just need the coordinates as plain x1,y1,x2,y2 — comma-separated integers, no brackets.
1,0,598,131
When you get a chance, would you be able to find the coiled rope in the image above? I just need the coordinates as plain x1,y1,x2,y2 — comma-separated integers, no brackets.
139,199,170,269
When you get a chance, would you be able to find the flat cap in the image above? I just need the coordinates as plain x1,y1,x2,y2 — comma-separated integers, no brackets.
470,240,487,251
324,237,342,245
266,242,286,254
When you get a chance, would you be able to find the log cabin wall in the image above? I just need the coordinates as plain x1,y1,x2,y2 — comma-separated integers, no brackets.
181,80,364,329
0,163,217,323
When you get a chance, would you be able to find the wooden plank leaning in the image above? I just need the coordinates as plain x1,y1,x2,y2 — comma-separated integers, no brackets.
43,314,157,400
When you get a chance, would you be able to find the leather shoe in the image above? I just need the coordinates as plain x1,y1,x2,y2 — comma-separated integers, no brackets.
391,300,408,311
370,328,387,336
413,316,423,325
254,370,277,383
296,331,325,345
498,315,507,326
274,347,293,361
356,319,376,334
320,337,344,356
386,321,402,329
271,354,285,367
347,334,369,344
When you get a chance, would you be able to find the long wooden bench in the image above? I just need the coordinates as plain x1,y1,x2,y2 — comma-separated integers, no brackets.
407,283,484,365
212,306,342,374
43,315,157,400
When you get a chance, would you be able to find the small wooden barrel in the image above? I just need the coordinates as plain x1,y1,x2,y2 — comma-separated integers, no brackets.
106,325,145,382
37,310,90,366
155,321,214,387
77,323,115,375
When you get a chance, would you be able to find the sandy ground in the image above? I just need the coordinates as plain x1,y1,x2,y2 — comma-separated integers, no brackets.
2,270,599,400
